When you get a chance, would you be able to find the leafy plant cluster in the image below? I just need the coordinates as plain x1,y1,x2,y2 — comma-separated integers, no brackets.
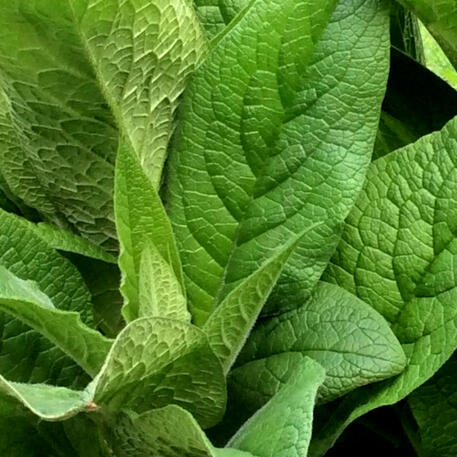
0,0,456,456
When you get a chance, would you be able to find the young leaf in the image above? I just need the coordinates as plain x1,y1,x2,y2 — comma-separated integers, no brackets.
0,378,93,421
111,405,216,457
0,0,206,248
230,282,406,410
397,0,457,69
310,116,457,456
0,209,93,387
228,357,325,457
0,266,112,377
115,141,184,322
166,0,390,325
93,317,226,428
409,355,457,457
139,243,190,322
203,225,320,374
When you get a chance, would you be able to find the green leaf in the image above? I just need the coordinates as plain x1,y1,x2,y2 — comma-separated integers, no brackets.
0,378,93,421
93,317,226,428
310,116,457,456
111,405,215,457
0,0,206,248
192,0,250,38
115,141,184,322
166,0,390,325
409,354,457,457
374,48,457,159
214,451,255,457
204,225,322,374
229,282,406,412
0,209,93,387
0,265,112,377
397,0,457,69
139,243,189,322
33,223,117,264
228,357,325,457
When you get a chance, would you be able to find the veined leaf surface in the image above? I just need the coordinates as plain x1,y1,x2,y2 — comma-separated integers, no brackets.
166,0,390,325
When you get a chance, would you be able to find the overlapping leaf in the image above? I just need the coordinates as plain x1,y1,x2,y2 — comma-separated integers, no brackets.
166,0,390,325
228,357,325,457
0,0,206,249
229,282,405,413
310,116,457,456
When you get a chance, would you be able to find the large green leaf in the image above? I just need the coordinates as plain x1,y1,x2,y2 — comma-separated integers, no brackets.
0,0,205,249
374,48,457,159
0,266,111,377
93,317,226,428
115,141,184,322
166,0,390,325
397,0,457,69
229,282,405,412
310,116,457,456
228,357,325,457
0,209,93,387
409,354,457,457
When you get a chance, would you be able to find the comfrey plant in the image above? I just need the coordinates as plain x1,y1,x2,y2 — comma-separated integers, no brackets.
0,0,456,456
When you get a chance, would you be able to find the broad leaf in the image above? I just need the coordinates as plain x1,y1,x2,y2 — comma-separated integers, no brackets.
228,357,325,457
93,317,226,428
310,116,457,456
0,266,112,377
166,0,390,325
374,48,457,159
115,141,184,322
111,405,216,457
204,226,320,374
0,0,205,248
139,243,189,322
409,354,457,457
230,282,406,412
0,209,93,387
397,0,457,69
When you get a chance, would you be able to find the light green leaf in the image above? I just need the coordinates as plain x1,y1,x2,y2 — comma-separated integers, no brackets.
0,209,93,387
0,0,206,248
33,223,117,264
166,0,390,325
398,0,457,69
204,225,320,374
0,378,93,421
409,354,457,457
93,317,226,428
115,141,184,322
0,265,112,377
310,116,457,456
139,243,189,322
70,0,207,187
230,282,406,412
228,357,325,457
112,405,215,457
